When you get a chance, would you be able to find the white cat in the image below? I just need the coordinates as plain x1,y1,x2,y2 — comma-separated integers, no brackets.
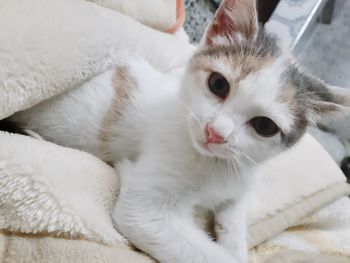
8,0,350,262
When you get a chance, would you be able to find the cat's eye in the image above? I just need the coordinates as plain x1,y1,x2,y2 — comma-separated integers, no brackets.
208,72,230,99
249,117,280,137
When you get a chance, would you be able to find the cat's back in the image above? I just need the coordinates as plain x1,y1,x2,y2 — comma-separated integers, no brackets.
10,68,117,156
9,57,180,160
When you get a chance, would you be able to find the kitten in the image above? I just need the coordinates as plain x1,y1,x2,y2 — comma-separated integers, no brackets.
8,0,350,262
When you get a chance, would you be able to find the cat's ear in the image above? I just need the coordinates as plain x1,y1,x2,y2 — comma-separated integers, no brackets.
309,85,350,123
202,0,259,46
299,72,350,123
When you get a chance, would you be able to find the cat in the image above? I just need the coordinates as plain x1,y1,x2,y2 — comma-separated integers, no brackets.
7,0,350,262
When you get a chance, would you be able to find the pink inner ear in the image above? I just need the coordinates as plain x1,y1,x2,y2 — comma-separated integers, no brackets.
205,0,257,45
208,13,230,43
206,5,231,45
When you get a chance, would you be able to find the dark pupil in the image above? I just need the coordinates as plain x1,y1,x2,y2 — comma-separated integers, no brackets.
208,73,229,99
250,117,279,137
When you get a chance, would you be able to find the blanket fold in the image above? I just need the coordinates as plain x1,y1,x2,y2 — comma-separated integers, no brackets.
0,132,122,245
88,0,185,33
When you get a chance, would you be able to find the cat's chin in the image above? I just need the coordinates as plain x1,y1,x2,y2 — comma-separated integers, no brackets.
192,139,231,160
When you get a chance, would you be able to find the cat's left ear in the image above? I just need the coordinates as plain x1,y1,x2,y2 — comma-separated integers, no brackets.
202,0,259,46
308,84,350,123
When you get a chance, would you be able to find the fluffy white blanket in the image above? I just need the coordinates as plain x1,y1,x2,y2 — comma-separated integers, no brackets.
251,196,350,262
0,0,349,262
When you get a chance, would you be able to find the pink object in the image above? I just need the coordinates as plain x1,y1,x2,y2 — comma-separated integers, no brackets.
205,124,225,144
166,0,185,33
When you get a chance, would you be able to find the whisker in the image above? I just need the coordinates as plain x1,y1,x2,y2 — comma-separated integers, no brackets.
239,151,257,166
174,97,202,125
231,156,243,179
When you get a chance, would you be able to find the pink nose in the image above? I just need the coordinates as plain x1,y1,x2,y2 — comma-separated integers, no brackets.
205,124,225,144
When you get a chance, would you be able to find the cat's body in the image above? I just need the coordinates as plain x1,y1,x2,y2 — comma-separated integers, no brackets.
11,56,252,263
8,0,350,263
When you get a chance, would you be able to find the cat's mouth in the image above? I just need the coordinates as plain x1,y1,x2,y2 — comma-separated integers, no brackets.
193,138,229,159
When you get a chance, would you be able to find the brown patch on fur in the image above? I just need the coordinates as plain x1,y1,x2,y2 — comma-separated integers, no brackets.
193,207,217,240
99,66,136,162
238,55,273,80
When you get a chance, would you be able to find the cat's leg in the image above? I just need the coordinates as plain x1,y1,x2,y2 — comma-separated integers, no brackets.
215,197,249,263
113,160,236,263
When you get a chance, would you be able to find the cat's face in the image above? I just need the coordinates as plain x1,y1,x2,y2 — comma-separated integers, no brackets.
181,0,350,164
184,45,292,163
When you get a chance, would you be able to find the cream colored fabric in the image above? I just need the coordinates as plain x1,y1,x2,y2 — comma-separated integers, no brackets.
246,134,349,247
266,250,350,263
248,134,348,225
88,0,177,32
0,0,194,120
0,233,155,263
248,182,350,248
0,131,121,245
250,197,350,263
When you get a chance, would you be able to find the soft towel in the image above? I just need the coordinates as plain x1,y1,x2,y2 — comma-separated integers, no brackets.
250,197,350,262
88,0,185,33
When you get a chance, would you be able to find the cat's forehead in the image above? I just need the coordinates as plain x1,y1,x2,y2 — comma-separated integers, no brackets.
191,33,289,102
191,32,280,79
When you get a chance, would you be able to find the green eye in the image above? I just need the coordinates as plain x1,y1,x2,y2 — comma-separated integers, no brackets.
208,72,230,99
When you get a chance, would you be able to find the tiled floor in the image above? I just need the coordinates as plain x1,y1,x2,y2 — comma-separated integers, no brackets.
298,0,350,88
266,0,321,49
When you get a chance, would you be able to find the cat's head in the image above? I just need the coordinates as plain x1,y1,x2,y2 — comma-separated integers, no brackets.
181,0,350,164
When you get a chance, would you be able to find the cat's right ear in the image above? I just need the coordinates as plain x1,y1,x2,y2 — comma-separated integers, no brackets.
291,67,350,123
202,0,259,46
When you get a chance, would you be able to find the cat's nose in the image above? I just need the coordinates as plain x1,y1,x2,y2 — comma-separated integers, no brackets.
205,124,225,144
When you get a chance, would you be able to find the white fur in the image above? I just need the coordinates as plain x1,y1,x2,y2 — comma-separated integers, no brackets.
11,68,117,157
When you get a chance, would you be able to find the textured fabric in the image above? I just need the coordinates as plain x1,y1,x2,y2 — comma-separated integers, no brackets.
0,132,122,245
248,182,350,248
88,0,183,33
248,134,348,225
0,233,155,263
250,197,350,262
266,250,350,263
